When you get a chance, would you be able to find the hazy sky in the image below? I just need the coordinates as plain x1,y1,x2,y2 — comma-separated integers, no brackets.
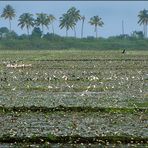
0,1,148,38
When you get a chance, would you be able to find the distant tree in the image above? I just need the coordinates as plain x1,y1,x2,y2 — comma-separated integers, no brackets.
47,14,56,34
1,5,16,32
119,34,130,39
35,13,49,36
18,34,28,40
0,27,9,39
31,27,42,38
18,13,34,36
59,13,75,37
81,16,85,38
131,31,144,38
43,33,62,41
138,9,148,38
89,16,104,38
87,36,95,40
0,27,9,33
0,27,17,39
67,7,81,37
6,31,18,39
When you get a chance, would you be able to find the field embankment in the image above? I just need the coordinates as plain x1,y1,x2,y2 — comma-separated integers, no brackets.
0,37,148,50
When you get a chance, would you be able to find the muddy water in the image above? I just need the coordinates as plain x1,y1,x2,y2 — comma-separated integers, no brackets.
0,53,148,147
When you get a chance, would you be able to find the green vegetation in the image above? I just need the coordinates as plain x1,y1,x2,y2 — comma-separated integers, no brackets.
35,13,49,35
0,5,148,51
18,13,34,36
0,36,148,50
59,7,81,37
1,5,16,32
0,106,147,114
0,3,148,147
0,134,148,144
138,9,148,38
89,15,104,38
0,50,147,147
0,5,147,38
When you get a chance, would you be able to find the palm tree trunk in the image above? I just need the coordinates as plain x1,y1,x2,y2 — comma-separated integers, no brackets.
42,24,44,36
74,26,76,38
81,20,84,38
95,26,98,38
27,27,29,37
143,24,145,37
143,24,146,38
144,24,147,38
146,24,147,38
66,29,68,37
9,19,11,32
52,23,54,34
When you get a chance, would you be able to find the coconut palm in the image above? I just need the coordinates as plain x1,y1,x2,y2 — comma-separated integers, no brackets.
67,7,81,37
47,14,56,34
1,5,16,32
18,13,34,36
35,13,49,35
138,9,148,38
59,13,75,37
89,16,104,38
81,16,85,38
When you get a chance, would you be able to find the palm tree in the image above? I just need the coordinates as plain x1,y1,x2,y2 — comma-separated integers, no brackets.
1,5,16,32
67,7,81,37
59,13,75,37
35,13,49,35
47,14,56,34
18,13,34,36
81,16,85,38
89,16,104,38
138,9,148,38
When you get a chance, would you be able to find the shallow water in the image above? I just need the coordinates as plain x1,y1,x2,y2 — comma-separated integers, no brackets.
0,52,148,146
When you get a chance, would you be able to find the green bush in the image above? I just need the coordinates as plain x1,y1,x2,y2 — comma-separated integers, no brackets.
0,35,148,50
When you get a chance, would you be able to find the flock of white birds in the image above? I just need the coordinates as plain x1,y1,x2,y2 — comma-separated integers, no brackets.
6,63,32,68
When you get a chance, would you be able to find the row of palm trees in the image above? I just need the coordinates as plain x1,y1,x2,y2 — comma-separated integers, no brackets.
0,5,104,38
1,5,148,38
138,9,148,38
18,13,56,36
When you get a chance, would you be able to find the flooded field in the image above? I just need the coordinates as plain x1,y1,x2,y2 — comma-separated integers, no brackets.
0,50,148,147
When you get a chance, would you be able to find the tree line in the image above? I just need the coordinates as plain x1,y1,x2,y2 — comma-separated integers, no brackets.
0,4,148,39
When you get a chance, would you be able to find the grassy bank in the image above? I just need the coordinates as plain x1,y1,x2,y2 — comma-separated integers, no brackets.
0,37,148,50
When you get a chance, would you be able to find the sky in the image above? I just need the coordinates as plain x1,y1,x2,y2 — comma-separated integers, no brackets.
0,1,148,38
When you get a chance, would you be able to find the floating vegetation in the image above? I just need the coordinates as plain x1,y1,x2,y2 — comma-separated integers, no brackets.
0,50,148,146
0,134,148,144
0,105,147,114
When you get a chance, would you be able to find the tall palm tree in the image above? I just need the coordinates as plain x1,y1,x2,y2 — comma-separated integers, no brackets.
81,16,85,38
35,13,49,35
59,13,75,37
1,5,16,32
18,13,34,36
89,16,104,38
47,14,56,34
67,7,81,37
138,9,148,38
